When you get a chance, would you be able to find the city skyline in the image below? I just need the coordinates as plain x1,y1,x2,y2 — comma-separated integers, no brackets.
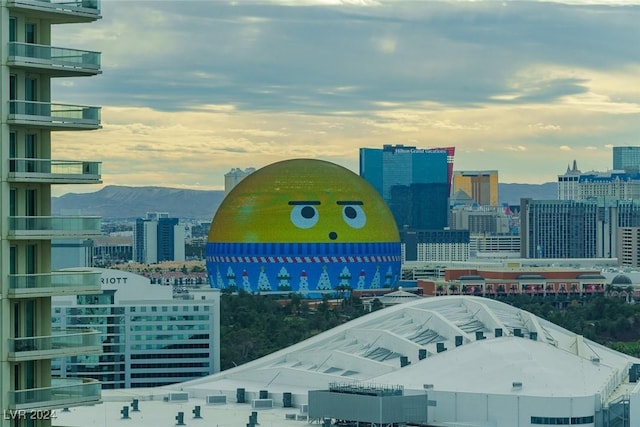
52,0,640,196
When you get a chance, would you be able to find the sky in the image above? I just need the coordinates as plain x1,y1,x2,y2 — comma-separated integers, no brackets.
51,0,640,195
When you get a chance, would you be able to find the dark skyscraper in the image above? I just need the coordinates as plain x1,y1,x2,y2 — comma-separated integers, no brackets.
359,144,455,231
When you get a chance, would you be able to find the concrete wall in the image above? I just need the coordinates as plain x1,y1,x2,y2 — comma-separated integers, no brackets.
428,390,597,427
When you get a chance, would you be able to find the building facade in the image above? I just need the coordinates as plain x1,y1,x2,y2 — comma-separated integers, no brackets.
520,198,640,259
558,161,640,201
134,213,185,264
449,205,513,235
613,146,640,173
451,170,498,206
520,199,599,259
359,144,455,231
619,227,640,268
52,269,220,389
224,167,255,195
0,0,104,423
401,230,470,262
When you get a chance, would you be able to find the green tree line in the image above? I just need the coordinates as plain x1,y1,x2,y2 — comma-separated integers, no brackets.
219,292,640,370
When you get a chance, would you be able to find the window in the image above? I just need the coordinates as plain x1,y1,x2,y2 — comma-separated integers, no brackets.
26,245,36,274
9,132,16,159
25,189,37,216
9,17,17,42
9,189,16,216
25,22,37,44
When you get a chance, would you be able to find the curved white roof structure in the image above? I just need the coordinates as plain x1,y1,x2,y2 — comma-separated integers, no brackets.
57,296,640,427
173,296,639,404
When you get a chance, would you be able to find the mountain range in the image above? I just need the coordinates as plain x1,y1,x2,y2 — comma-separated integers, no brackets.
52,182,557,220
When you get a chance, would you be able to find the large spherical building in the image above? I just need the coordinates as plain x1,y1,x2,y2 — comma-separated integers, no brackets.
206,159,401,293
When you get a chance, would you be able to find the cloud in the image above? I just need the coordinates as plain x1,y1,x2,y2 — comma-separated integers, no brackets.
47,0,640,191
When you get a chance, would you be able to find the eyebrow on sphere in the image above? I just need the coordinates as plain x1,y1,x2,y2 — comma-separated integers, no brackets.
288,201,321,205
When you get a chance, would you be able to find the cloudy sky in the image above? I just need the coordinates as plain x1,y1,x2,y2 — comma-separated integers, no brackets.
51,0,640,195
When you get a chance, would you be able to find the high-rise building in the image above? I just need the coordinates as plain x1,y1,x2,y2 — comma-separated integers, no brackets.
618,227,640,268
520,199,598,259
133,213,185,264
518,198,640,259
613,146,640,173
451,170,498,206
224,167,255,195
1,0,103,421
359,144,455,230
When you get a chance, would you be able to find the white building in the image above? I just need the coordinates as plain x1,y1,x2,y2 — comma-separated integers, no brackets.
55,295,640,427
224,167,256,195
52,268,220,389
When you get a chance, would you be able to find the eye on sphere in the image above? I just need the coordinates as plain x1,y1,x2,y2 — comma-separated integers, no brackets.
342,205,366,229
290,205,319,229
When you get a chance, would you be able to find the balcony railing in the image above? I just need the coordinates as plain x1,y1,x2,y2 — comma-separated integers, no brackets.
8,0,101,23
8,101,101,130
9,158,102,183
9,42,101,76
8,270,102,297
9,378,101,411
8,216,101,239
8,329,102,361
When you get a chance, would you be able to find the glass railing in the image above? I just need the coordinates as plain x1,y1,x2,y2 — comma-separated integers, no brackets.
9,329,101,353
9,42,100,72
8,101,101,128
8,0,101,14
9,378,101,408
9,158,101,178
9,270,101,293
9,216,101,236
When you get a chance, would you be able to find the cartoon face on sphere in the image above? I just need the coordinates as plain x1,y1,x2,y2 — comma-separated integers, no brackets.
209,159,399,243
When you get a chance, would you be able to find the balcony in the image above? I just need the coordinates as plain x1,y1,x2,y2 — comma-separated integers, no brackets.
8,270,102,298
8,101,101,130
8,158,102,184
8,216,101,239
8,329,102,362
9,42,101,77
8,378,101,411
8,0,101,24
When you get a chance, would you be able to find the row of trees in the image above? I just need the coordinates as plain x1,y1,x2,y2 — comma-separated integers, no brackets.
219,291,640,370
219,291,368,370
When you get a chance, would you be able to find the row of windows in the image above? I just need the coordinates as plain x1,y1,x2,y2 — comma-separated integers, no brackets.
130,343,209,350
129,324,208,332
131,371,204,379
129,315,211,322
130,305,210,313
130,334,209,341
131,352,210,359
131,362,210,369
531,415,594,425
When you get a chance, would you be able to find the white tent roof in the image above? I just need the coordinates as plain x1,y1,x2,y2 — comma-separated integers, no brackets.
169,296,639,402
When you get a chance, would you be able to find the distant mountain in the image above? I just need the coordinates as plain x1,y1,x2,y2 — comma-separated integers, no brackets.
498,182,557,206
52,182,557,220
52,185,225,220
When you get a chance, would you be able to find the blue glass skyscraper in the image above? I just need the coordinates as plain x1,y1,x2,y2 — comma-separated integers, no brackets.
613,146,640,173
359,144,455,231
